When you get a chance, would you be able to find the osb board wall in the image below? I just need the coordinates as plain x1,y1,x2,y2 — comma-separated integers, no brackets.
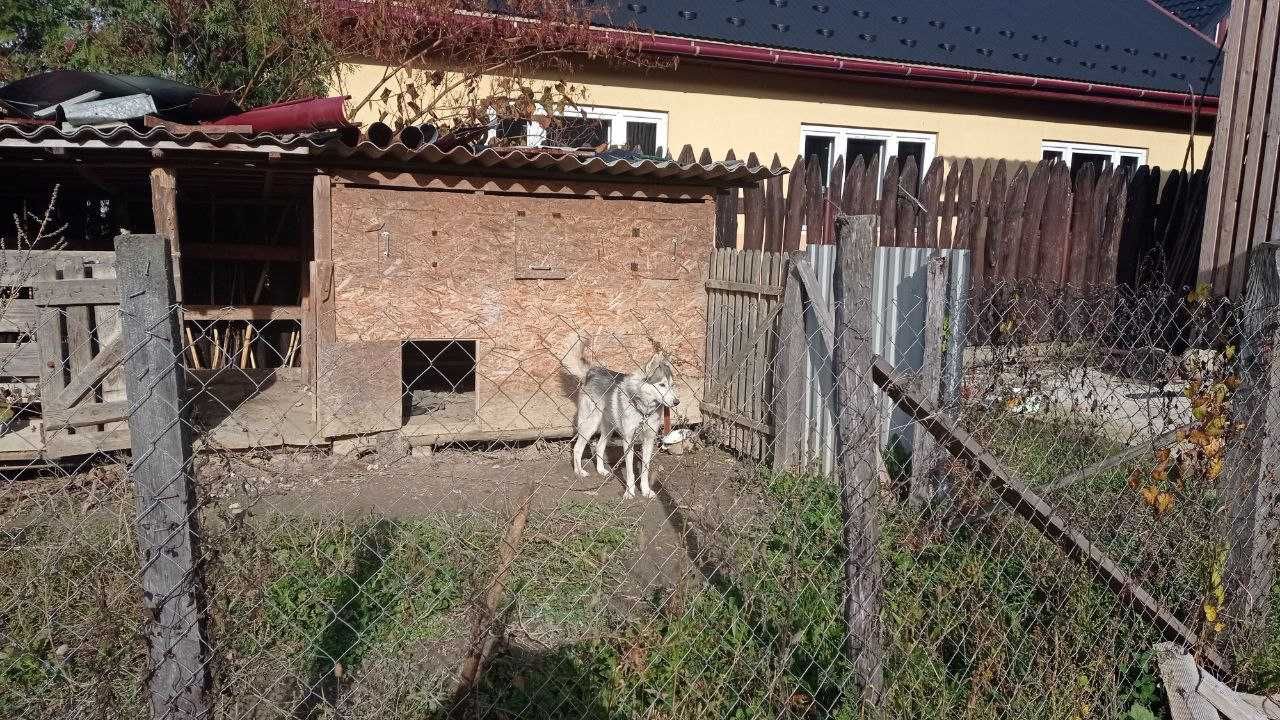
326,183,714,437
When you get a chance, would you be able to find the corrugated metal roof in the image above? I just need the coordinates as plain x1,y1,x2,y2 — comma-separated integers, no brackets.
0,123,782,184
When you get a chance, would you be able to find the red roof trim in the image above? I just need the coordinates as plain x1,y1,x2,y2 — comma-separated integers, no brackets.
599,28,1217,117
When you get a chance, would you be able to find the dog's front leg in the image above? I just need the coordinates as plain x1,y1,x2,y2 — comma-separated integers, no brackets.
638,437,656,498
622,442,637,498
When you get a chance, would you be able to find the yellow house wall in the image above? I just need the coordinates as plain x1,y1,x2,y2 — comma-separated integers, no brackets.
337,59,1212,170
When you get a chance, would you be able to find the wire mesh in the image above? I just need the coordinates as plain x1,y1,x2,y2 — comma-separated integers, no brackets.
1,242,1278,720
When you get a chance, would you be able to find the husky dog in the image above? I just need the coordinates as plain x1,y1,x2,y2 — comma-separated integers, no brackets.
562,335,679,498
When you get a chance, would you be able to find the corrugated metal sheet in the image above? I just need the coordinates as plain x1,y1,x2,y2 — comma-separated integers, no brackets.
0,123,782,184
797,246,972,471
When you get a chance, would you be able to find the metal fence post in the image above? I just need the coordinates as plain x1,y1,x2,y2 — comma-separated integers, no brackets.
1224,241,1280,641
833,214,884,711
116,233,209,720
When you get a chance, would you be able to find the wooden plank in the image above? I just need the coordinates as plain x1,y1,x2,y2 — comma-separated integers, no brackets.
860,154,878,218
844,155,866,215
0,301,36,333
953,159,975,250
909,255,949,506
999,165,1029,281
879,156,900,247
827,155,845,241
183,242,304,262
1042,426,1186,493
1118,167,1148,286
1156,643,1222,720
1197,666,1270,720
312,174,333,261
33,278,119,305
783,156,807,251
939,158,960,249
714,188,739,249
43,400,130,431
1041,161,1074,283
150,167,183,303
55,259,96,425
1229,1,1280,298
741,250,761,456
871,356,1231,674
181,305,304,321
35,262,65,413
92,261,127,434
45,427,133,457
1083,166,1112,287
742,182,766,251
1212,0,1265,294
1223,241,1280,635
1068,163,1099,286
1017,160,1051,280
0,343,41,377
984,160,1008,283
921,157,944,248
765,174,785,252
833,213,885,708
1100,167,1129,286
896,155,920,247
700,401,771,434
971,159,994,285
803,156,824,246
51,336,123,411
704,278,783,296
113,233,208,719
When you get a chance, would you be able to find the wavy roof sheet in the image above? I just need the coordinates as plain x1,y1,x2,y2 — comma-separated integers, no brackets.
0,123,781,184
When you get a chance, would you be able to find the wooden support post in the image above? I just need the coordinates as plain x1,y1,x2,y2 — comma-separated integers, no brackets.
833,214,884,710
771,254,806,470
149,168,182,303
306,174,333,401
909,254,949,506
1223,241,1280,638
114,233,208,720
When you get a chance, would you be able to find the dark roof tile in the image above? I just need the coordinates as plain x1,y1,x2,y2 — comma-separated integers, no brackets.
596,0,1223,94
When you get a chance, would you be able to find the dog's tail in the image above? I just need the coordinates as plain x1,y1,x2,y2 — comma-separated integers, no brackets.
560,332,590,380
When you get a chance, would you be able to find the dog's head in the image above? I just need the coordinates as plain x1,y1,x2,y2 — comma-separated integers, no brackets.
639,352,680,408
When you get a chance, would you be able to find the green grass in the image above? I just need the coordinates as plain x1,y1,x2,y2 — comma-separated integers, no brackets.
2,434,1277,720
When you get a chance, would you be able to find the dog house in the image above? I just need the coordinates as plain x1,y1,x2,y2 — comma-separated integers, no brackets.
0,122,775,462
315,147,776,446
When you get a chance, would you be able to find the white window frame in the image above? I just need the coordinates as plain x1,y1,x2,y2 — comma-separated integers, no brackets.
1041,140,1147,169
524,105,668,153
799,124,937,188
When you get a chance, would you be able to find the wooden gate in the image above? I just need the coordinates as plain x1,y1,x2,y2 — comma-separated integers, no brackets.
702,248,787,460
27,251,129,459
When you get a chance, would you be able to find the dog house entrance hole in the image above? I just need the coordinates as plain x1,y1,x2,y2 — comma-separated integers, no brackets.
403,340,477,424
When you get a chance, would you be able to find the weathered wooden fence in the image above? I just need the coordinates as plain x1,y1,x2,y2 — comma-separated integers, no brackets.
1199,0,1280,298
714,152,1207,289
702,248,787,458
0,250,129,461
702,241,970,465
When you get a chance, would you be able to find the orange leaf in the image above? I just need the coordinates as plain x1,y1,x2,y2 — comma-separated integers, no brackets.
1208,457,1224,480
1152,465,1169,483
1126,467,1143,491
1140,486,1159,507
1154,491,1175,516
1154,448,1171,465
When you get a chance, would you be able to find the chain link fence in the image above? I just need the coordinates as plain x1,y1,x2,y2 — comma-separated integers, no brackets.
2,227,1278,720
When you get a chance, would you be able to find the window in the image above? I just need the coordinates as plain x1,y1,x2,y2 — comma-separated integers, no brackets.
527,106,668,156
1041,141,1146,177
800,125,937,190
